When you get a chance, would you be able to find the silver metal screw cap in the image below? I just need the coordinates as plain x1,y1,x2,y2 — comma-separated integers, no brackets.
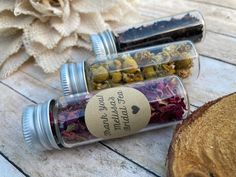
22,100,60,151
90,33,106,60
90,30,117,62
60,62,88,96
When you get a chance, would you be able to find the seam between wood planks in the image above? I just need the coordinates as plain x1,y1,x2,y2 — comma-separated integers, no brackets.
19,69,62,92
17,31,236,93
207,30,236,40
100,142,161,177
138,2,236,38
0,151,29,177
0,81,160,177
0,81,33,176
200,54,236,67
0,81,37,104
139,11,236,39
186,0,236,11
0,78,200,177
0,76,204,177
190,104,198,109
0,52,234,177
0,81,201,177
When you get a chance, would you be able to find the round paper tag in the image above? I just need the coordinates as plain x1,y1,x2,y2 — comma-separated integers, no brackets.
85,87,151,139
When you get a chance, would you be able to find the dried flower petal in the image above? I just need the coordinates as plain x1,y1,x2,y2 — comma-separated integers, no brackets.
56,77,187,144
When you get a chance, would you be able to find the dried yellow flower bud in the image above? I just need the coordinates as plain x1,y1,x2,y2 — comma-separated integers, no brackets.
93,82,109,90
160,51,171,62
134,72,144,81
122,73,135,83
122,56,138,74
143,66,156,79
176,69,191,78
162,63,176,74
111,72,122,83
92,66,109,83
114,60,122,69
175,58,193,70
109,59,122,70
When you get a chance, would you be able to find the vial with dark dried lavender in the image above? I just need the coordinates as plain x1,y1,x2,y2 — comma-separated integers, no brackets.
90,10,205,59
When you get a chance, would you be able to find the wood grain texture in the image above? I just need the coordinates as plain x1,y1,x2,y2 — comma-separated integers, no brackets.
2,57,235,177
186,56,236,107
20,60,61,92
0,83,155,177
189,0,236,10
2,70,61,103
2,62,201,176
196,32,236,65
137,0,236,37
96,56,236,176
0,156,25,177
2,25,236,177
136,0,236,65
0,1,236,177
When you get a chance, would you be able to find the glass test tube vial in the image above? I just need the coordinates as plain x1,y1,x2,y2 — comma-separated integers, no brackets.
22,76,189,151
60,40,199,96
91,10,205,59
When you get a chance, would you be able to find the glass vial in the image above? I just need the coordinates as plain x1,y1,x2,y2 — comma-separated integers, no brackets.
60,40,199,96
91,10,205,60
22,76,189,151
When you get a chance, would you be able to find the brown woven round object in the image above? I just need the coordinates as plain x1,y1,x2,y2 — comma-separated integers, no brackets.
167,93,236,177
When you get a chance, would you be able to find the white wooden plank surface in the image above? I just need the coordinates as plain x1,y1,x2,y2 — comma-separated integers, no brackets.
137,0,236,37
0,83,155,177
0,155,25,177
2,69,61,102
2,56,235,177
136,0,236,65
196,32,236,65
0,0,236,177
186,56,236,107
97,58,236,176
190,0,236,9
